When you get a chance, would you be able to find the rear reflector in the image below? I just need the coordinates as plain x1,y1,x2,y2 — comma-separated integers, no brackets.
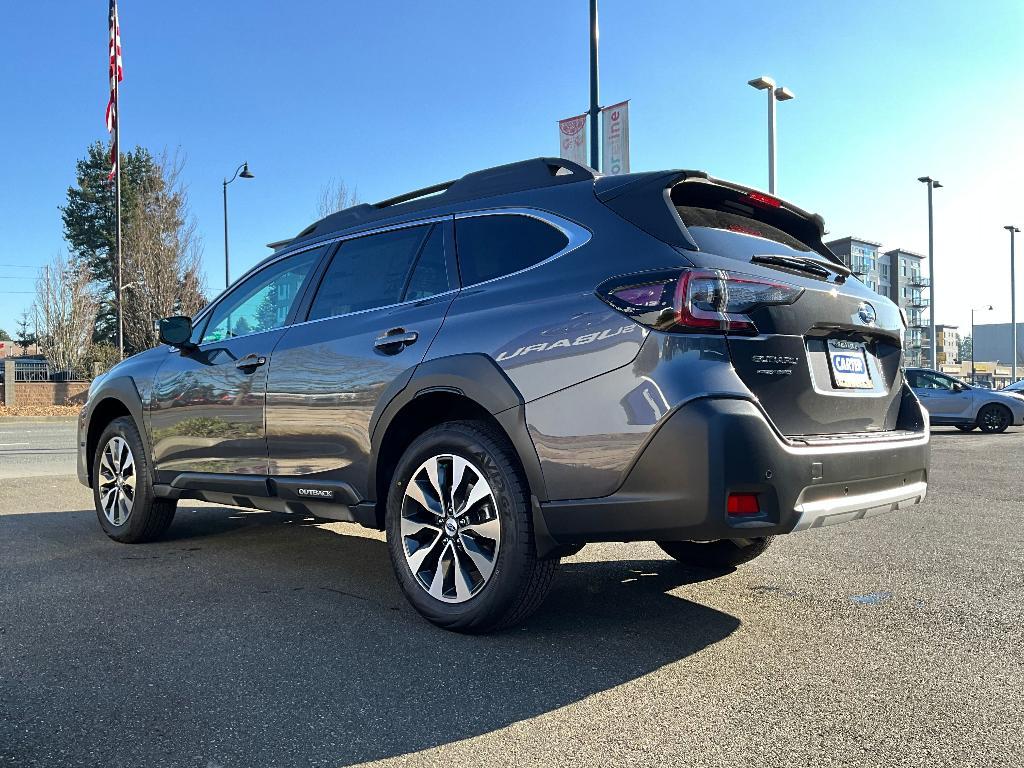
727,493,760,516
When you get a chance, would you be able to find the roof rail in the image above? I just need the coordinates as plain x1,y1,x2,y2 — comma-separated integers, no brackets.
293,157,596,243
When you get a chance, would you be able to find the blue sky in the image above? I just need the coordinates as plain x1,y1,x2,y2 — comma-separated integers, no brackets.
1,0,1022,337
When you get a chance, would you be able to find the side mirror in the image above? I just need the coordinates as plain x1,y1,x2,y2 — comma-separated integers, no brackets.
953,382,967,392
158,316,194,349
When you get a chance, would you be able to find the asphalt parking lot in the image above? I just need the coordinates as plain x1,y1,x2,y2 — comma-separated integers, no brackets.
1,423,1021,767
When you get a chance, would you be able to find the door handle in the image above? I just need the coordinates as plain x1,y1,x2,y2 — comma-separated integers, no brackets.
235,354,267,371
374,328,419,354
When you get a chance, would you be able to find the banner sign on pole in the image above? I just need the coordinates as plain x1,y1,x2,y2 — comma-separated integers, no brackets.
600,100,630,176
558,114,588,167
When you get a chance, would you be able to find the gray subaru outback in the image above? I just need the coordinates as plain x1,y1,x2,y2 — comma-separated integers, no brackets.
78,158,930,632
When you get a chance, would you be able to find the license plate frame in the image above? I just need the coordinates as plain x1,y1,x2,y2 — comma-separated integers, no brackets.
827,339,873,389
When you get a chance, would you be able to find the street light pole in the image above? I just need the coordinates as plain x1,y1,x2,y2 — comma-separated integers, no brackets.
918,177,942,368
1006,225,1020,381
588,0,600,170
222,162,254,289
748,76,795,194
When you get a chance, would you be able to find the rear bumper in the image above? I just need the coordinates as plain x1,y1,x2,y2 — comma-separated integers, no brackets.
538,396,930,544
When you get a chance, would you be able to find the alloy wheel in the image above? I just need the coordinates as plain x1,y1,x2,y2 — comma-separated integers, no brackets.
981,407,1009,433
400,454,501,603
98,436,136,526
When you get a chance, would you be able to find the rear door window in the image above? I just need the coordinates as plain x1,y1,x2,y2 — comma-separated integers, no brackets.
308,225,432,320
455,214,568,285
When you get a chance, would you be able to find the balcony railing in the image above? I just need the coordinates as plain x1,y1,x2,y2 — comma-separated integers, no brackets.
908,275,931,288
908,297,930,309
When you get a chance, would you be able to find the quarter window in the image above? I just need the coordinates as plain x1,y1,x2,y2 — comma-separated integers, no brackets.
308,225,434,320
455,214,569,286
199,248,322,344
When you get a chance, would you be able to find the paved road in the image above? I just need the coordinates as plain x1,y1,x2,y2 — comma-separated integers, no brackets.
0,419,77,480
1,427,1021,767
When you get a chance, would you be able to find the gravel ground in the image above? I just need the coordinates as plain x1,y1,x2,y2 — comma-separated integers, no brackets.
0,427,1021,767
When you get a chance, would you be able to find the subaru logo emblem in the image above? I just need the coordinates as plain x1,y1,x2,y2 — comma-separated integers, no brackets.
858,302,876,325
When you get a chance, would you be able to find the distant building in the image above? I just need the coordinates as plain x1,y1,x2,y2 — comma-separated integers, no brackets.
934,324,960,365
972,322,1024,369
882,248,928,367
825,238,930,366
825,236,885,294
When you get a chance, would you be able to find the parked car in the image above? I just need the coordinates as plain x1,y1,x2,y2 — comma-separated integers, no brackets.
1002,379,1024,395
905,367,1024,433
77,157,930,632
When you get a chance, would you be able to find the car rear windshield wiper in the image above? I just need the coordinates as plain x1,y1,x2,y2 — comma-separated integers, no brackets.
752,253,850,280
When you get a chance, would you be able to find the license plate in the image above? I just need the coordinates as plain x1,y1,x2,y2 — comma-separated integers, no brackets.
827,339,872,389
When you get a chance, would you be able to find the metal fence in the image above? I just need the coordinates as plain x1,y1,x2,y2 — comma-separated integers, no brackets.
0,359,85,383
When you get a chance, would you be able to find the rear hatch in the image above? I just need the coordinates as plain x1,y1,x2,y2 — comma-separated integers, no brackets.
597,172,907,438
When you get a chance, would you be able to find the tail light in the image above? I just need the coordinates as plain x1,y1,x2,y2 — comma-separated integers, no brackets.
597,268,803,334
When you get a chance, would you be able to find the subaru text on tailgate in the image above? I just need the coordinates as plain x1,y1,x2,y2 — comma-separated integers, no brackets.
78,158,929,632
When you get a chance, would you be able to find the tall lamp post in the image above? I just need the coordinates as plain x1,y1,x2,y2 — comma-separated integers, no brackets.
223,162,254,289
971,304,994,384
1005,225,1020,382
748,76,795,194
917,176,942,368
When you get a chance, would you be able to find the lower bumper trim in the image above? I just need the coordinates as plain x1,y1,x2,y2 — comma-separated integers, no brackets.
791,481,927,532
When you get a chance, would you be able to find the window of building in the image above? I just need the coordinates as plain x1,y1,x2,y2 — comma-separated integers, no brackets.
455,214,568,286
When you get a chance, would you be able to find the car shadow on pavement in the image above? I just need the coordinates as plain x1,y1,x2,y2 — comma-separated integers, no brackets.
0,506,739,767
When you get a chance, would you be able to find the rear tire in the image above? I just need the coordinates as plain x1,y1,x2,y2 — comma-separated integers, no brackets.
385,420,556,633
93,416,176,543
657,537,775,569
978,404,1011,434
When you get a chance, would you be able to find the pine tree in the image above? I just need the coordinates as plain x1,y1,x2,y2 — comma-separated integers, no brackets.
60,141,161,347
15,311,36,355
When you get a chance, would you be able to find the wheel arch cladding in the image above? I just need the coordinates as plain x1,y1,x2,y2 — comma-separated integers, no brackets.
367,354,549,528
85,378,146,486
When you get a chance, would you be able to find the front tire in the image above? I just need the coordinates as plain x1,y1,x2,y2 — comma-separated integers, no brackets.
385,420,556,633
93,416,176,543
657,537,775,569
978,404,1011,434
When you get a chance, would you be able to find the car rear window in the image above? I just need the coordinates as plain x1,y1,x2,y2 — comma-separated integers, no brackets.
677,206,812,253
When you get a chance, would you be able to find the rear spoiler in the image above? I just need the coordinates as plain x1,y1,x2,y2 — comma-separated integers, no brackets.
595,170,842,267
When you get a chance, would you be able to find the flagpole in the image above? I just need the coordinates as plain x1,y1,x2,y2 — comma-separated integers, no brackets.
112,2,124,361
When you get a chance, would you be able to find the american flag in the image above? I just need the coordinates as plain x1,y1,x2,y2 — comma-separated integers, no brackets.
105,0,122,181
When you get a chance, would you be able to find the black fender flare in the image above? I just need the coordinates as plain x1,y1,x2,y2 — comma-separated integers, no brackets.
367,353,549,504
82,375,147,484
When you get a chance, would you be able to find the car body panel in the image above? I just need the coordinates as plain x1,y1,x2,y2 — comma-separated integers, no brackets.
264,291,456,492
149,329,285,475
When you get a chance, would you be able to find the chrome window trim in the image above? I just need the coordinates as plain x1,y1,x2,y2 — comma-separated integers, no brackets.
453,207,592,290
191,215,451,329
193,207,591,334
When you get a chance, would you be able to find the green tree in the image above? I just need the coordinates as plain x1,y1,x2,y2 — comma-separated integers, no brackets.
959,335,972,363
60,141,161,347
15,310,36,355
0,328,10,341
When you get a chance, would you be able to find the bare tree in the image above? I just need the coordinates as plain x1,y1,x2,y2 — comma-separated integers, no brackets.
315,178,360,218
33,253,98,376
121,150,207,351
